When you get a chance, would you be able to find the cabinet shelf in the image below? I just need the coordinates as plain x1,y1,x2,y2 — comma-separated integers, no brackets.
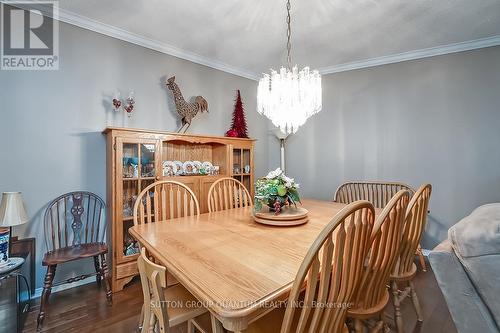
123,177,156,181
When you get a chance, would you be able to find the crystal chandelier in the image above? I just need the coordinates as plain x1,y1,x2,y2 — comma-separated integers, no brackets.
257,0,322,135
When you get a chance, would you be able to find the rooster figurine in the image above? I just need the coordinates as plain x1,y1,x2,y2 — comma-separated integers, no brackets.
166,76,209,133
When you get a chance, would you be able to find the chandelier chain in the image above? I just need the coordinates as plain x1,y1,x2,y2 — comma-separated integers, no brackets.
286,0,292,70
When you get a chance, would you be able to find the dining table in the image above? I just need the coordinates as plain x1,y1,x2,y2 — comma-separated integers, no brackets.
129,198,378,332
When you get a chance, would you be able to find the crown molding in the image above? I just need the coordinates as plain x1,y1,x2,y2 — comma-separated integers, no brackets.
318,35,500,75
58,9,261,80
4,1,259,80
4,1,500,80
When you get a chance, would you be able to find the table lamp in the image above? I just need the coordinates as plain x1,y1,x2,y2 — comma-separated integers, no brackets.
0,192,29,267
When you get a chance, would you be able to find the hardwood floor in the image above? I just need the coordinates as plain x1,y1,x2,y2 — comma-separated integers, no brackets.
24,261,456,333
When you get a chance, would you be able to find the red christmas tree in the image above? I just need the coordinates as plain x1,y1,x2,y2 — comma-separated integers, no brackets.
226,90,248,138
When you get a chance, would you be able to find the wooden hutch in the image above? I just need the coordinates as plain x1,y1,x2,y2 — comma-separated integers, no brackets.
103,127,256,292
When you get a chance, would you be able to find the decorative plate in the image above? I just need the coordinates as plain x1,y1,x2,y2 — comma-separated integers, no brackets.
202,161,213,170
182,161,195,175
193,161,202,170
162,161,178,176
173,161,183,175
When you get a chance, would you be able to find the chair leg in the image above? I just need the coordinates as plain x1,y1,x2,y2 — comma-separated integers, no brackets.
187,319,195,333
93,255,102,285
416,245,427,272
354,318,364,333
409,280,423,322
100,253,113,304
371,316,384,333
37,264,57,328
391,281,403,333
139,304,145,331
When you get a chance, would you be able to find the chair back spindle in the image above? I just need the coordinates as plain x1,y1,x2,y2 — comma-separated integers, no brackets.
133,181,200,226
207,177,252,213
280,201,375,333
44,191,106,252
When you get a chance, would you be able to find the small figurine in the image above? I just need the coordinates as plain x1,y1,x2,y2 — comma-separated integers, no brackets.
274,198,282,215
131,164,139,178
124,235,139,256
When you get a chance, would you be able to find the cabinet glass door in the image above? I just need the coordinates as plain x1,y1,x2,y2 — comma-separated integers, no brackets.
117,138,158,262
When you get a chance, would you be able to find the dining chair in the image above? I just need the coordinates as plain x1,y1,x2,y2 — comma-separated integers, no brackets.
334,181,427,272
347,190,410,332
38,191,111,328
389,184,432,333
137,248,211,333
133,180,200,296
242,200,375,333
133,180,200,225
207,177,252,212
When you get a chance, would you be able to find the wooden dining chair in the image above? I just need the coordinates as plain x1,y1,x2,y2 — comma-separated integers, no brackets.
133,180,200,291
334,181,427,272
133,180,200,226
38,191,111,328
207,177,252,213
137,248,211,333
347,190,410,332
334,181,414,209
242,200,375,333
389,184,432,333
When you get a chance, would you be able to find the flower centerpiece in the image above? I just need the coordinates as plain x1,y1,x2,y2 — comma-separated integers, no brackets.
254,168,301,214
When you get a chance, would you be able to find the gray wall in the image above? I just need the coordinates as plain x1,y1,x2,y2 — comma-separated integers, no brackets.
0,21,267,289
269,46,500,249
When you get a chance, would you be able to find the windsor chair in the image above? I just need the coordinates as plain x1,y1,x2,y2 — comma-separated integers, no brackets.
389,184,432,333
137,248,211,333
207,177,252,213
38,191,111,327
347,190,410,332
334,181,427,272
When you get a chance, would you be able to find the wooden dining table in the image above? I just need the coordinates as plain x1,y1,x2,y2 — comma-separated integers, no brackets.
129,198,374,332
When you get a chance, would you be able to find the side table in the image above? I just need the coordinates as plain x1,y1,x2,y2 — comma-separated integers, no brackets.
0,257,31,333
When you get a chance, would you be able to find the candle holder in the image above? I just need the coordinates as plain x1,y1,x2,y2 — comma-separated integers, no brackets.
111,90,135,117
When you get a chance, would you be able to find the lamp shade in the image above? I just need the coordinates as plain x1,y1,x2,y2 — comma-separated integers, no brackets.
0,192,29,227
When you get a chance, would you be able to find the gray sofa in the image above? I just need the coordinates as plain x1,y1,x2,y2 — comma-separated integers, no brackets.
429,203,500,333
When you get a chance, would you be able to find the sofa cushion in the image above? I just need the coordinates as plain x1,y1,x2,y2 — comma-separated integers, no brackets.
448,203,500,328
449,203,500,257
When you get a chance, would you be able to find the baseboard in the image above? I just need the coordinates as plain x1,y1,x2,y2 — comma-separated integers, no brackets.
32,276,95,299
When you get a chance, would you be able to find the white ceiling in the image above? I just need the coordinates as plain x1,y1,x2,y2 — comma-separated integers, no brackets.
55,0,500,79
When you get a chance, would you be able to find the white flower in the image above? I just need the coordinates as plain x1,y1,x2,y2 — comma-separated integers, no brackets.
265,167,283,179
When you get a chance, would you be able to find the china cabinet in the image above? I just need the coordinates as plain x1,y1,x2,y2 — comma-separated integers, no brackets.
103,127,255,292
